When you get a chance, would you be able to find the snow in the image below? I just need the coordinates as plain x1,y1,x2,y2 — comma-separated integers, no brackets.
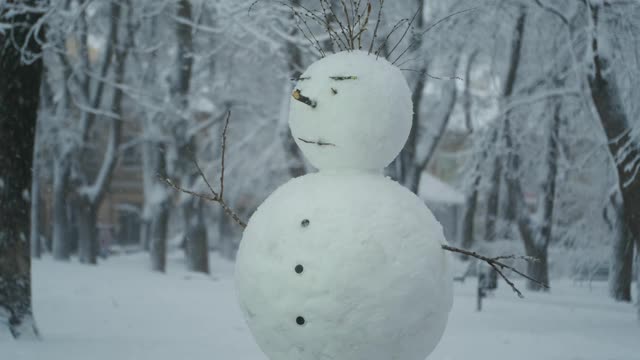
418,172,465,204
236,172,452,360
288,51,412,171
2,254,638,360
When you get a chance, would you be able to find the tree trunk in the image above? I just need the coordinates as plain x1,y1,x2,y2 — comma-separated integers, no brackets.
139,219,151,251
609,225,634,301
522,234,550,291
150,202,170,272
588,4,640,305
183,199,209,273
0,0,43,338
139,13,160,252
484,128,501,242
460,178,480,251
524,102,561,292
511,101,559,292
151,141,170,272
29,175,41,259
391,0,426,191
30,114,42,258
605,192,634,301
140,134,157,252
399,67,426,193
76,200,98,264
140,136,161,252
489,9,527,244
282,0,307,178
636,248,640,320
501,8,553,291
218,211,238,260
415,59,459,191
69,0,127,265
172,0,210,273
463,50,479,133
52,161,70,260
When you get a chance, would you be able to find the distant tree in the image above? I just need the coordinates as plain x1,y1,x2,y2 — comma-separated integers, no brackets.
0,0,43,339
391,0,462,194
174,0,210,274
587,1,640,302
70,0,131,264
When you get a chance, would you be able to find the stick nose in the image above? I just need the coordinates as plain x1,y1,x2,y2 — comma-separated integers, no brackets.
292,89,317,108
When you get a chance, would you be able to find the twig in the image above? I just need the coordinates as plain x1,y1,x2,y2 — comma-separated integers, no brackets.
278,2,325,57
368,0,384,54
387,6,421,60
161,110,248,229
489,262,523,298
392,7,479,65
340,0,353,48
374,18,409,58
189,149,218,199
317,0,349,51
293,5,326,57
219,110,230,199
325,0,353,51
353,2,372,50
441,244,550,298
161,177,217,202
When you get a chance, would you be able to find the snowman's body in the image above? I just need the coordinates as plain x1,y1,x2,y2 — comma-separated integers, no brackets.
235,51,452,360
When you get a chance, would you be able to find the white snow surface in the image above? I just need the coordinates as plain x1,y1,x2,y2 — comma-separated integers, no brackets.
2,254,638,360
288,51,412,171
236,172,452,360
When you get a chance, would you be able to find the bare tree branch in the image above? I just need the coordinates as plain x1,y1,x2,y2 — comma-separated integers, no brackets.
374,17,409,58
392,7,479,65
387,5,420,60
219,110,230,199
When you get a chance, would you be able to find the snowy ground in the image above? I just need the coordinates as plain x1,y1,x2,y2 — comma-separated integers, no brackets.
3,253,639,360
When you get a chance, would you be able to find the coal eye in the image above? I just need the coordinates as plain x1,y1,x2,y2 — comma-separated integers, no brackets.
329,76,357,81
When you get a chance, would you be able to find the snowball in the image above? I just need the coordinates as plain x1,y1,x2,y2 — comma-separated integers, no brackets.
288,51,412,171
235,172,453,360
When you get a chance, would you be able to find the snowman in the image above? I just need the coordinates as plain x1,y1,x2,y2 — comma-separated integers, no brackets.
235,50,453,360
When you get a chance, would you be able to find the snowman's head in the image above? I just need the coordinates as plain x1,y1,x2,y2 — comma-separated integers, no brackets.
288,51,412,171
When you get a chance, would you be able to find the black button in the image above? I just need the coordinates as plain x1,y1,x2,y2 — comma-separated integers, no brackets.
301,219,310,227
295,264,304,274
296,316,305,325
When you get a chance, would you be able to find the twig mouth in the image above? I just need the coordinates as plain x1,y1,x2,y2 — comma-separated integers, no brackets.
297,137,335,147
292,89,317,108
